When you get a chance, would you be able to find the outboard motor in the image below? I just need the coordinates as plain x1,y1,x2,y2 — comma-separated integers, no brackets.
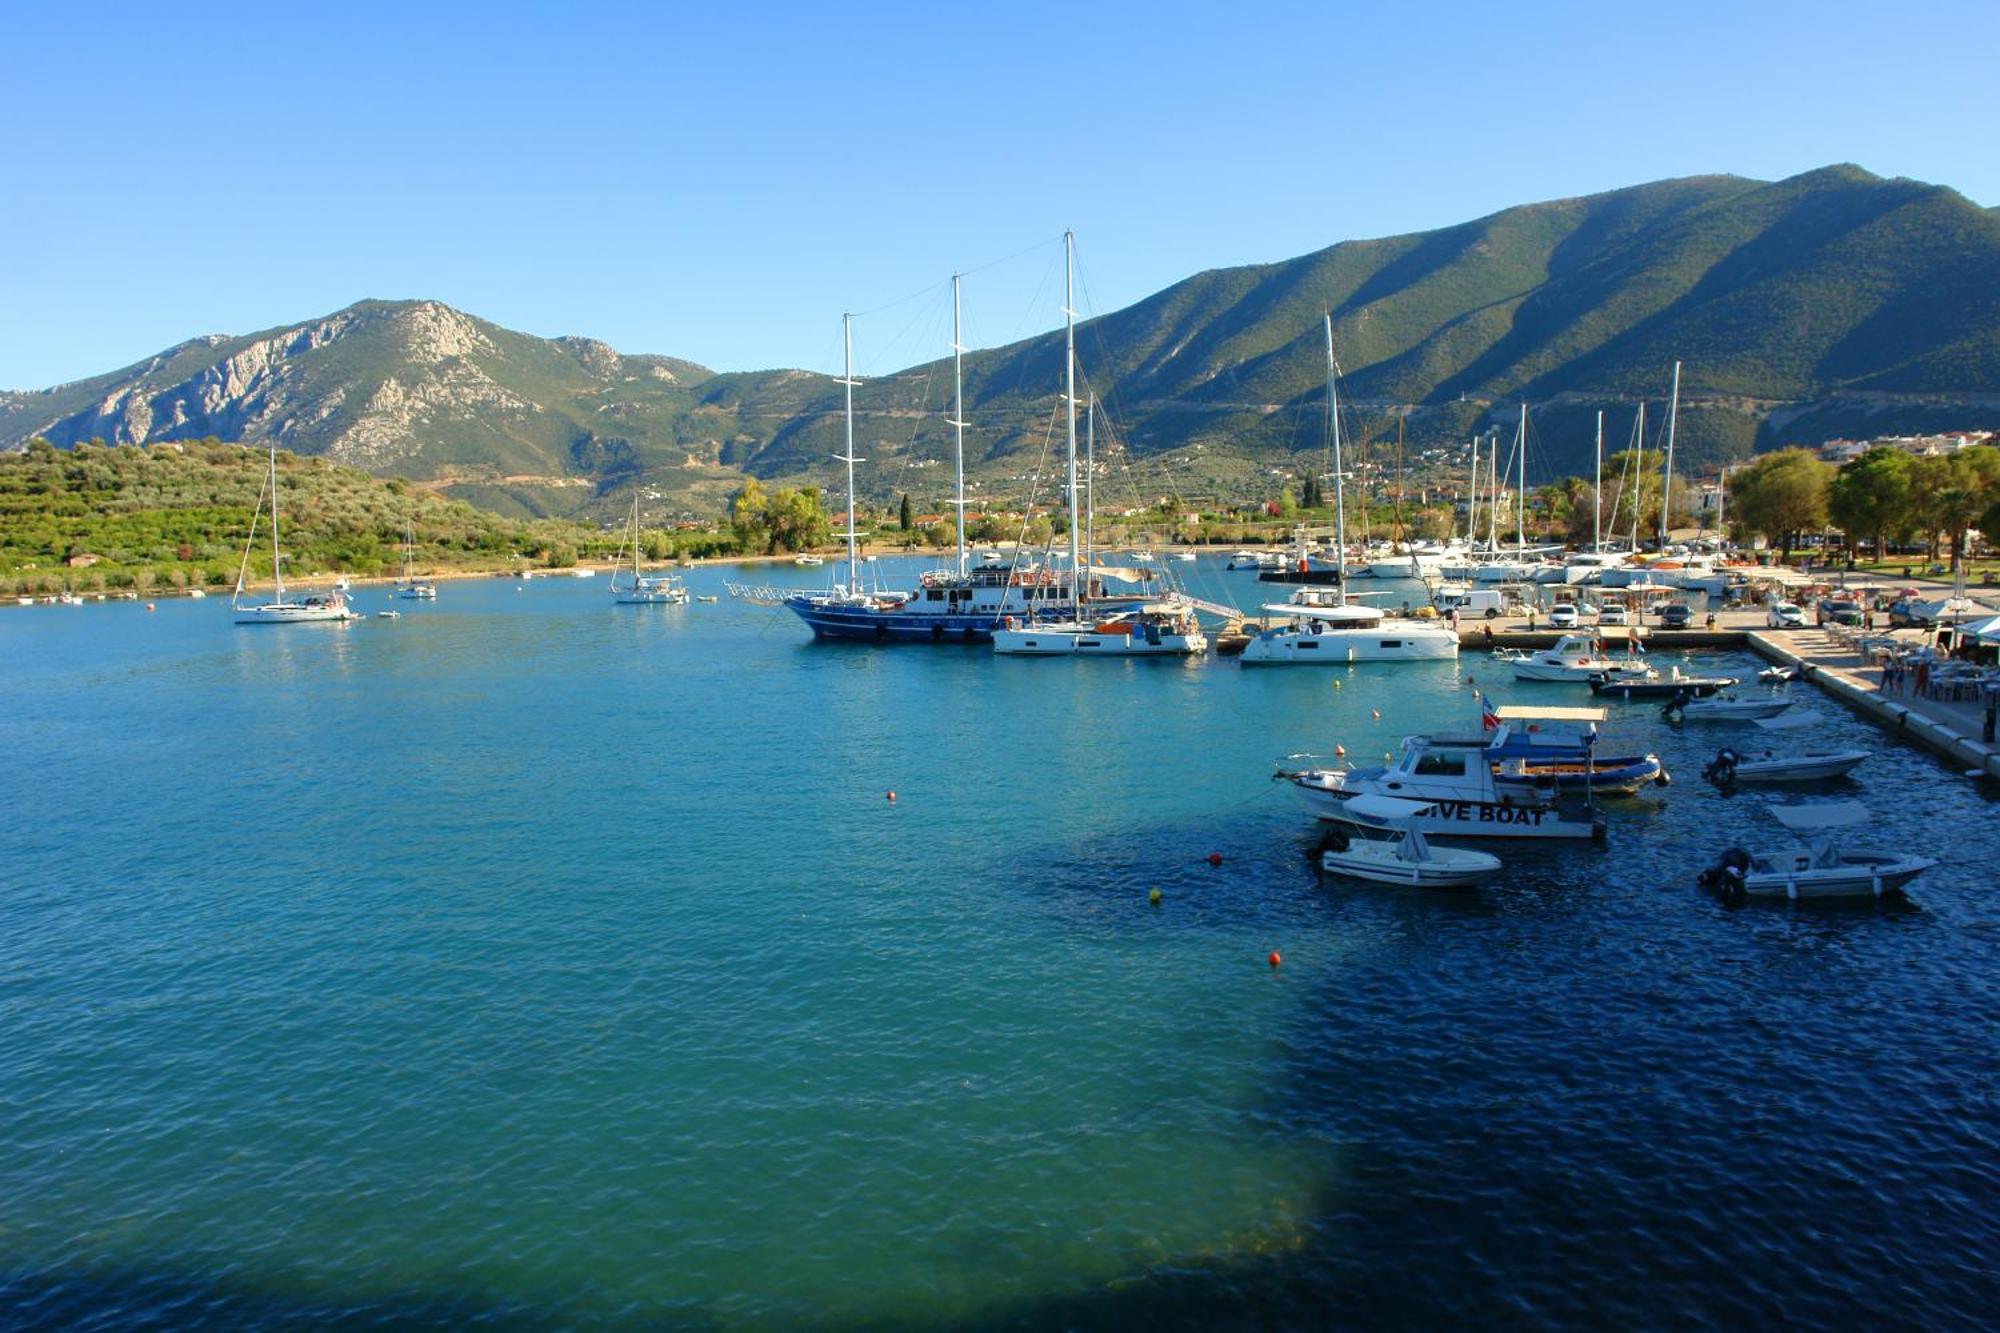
1702,748,1742,787
1310,826,1350,860
1697,847,1752,898
1661,688,1692,723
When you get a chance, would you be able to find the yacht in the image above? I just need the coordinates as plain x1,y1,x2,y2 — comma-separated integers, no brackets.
394,523,437,600
610,494,689,605
1239,319,1457,665
232,442,359,624
1509,633,1654,683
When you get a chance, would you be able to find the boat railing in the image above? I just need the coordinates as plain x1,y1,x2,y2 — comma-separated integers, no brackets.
724,582,793,606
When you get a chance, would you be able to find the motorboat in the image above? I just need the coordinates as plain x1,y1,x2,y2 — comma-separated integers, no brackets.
794,554,825,566
1757,664,1800,683
1278,730,1606,841
1510,633,1655,684
1702,746,1869,786
376,609,401,619
992,603,1207,656
1173,551,1197,563
1483,704,1668,795
1316,795,1504,888
695,594,719,603
1663,693,1793,723
1697,801,1934,900
1590,667,1737,699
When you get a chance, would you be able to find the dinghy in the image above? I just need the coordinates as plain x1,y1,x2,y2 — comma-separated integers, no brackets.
1702,747,1869,786
1317,796,1504,889
1697,801,1933,900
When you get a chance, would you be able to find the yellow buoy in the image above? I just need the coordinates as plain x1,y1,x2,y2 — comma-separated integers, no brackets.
1149,888,1162,905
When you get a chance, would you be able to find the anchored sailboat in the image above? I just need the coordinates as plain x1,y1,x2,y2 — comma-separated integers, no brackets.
610,494,688,604
395,523,437,600
231,442,358,625
1239,317,1457,665
992,232,1206,657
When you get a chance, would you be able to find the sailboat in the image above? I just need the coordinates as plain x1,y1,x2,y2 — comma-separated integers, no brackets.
1239,318,1457,665
735,263,1157,641
231,443,358,625
992,233,1206,657
610,494,688,605
394,523,438,599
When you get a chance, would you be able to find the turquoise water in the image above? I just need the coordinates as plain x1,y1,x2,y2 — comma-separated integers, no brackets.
3,559,1996,1328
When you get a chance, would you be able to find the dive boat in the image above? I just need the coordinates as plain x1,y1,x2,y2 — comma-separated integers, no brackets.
1702,746,1869,786
1510,633,1654,683
1697,801,1933,900
1278,731,1606,841
232,442,359,625
1239,318,1457,665
610,494,689,605
1316,795,1504,889
1590,667,1737,699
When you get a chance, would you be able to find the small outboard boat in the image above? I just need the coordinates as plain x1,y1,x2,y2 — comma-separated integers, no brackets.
1591,667,1737,699
1703,747,1869,786
1316,796,1504,889
1697,801,1933,900
1757,664,1799,683
1663,692,1793,723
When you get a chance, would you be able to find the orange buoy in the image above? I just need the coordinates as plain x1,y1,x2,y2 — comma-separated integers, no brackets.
1268,950,1282,967
1334,744,1346,757
1207,852,1223,866
886,790,896,803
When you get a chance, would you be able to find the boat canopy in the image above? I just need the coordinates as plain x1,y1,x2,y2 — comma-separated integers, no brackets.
1768,800,1872,832
1341,794,1436,826
1493,705,1607,723
1258,603,1382,622
1956,613,2000,643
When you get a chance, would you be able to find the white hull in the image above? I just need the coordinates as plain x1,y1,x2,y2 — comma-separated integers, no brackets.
1291,777,1598,840
395,586,437,600
1320,844,1500,888
1737,855,1934,899
233,602,357,625
992,624,1205,656
1241,624,1457,664
614,591,689,605
1672,699,1793,722
1714,751,1869,783
1513,660,1621,683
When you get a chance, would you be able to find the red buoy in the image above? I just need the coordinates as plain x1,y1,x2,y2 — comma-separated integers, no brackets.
1334,744,1346,757
1268,950,1282,967
886,790,896,803
1207,852,1223,866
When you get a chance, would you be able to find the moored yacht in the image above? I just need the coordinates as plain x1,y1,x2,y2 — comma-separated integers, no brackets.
1509,633,1654,683
231,442,359,625
1278,728,1606,840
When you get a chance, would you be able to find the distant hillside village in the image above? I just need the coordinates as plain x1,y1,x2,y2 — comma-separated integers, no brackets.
1810,430,1997,464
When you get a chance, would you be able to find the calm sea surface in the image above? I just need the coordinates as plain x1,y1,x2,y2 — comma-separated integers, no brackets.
2,558,1995,1329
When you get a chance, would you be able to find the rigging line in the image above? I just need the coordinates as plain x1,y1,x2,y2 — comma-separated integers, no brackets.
957,232,1065,281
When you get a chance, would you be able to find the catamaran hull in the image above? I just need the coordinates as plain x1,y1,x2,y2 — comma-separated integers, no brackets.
1241,631,1458,664
992,627,1205,656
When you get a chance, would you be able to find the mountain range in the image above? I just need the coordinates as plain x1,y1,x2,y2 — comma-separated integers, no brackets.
6,164,1997,519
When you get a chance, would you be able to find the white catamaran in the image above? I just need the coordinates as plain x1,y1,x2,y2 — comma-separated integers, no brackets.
232,442,358,625
610,494,688,605
1239,316,1457,665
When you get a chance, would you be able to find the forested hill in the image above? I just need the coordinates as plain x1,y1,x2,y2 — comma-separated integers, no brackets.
7,165,1997,515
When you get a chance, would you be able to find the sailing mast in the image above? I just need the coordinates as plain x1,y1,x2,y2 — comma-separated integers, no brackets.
1063,230,1080,617
835,314,863,594
1659,360,1682,550
269,443,284,604
1486,431,1500,552
1325,314,1347,608
1593,410,1604,554
1515,404,1527,556
949,274,968,578
1629,403,1645,553
1466,436,1480,548
1086,392,1096,585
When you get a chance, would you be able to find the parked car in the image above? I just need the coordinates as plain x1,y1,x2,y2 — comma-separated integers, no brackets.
1658,602,1693,629
1887,598,1925,628
1767,601,1807,628
1817,598,1863,627
1597,604,1630,627
1548,603,1580,629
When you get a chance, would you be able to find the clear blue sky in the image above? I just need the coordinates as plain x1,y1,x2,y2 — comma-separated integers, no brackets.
5,0,1996,389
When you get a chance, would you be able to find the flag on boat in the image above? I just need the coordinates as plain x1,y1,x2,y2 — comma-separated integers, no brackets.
1477,692,1499,731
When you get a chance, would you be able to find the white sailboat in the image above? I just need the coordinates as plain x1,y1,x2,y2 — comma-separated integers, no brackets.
394,523,437,599
232,442,358,625
1239,316,1457,665
993,233,1206,658
610,494,688,605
